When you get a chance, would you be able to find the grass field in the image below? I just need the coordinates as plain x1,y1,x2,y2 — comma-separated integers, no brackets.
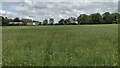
2,24,118,66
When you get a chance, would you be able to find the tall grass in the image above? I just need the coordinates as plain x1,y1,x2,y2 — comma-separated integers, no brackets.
2,24,118,66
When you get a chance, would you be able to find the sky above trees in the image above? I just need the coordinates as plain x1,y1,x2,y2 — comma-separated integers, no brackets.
0,0,119,22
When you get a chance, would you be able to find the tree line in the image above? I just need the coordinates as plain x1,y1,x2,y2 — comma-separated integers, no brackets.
0,12,120,26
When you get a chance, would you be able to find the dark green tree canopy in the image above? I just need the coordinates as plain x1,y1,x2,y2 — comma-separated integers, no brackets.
58,19,65,25
43,19,48,25
13,17,20,22
49,18,54,25
77,14,89,24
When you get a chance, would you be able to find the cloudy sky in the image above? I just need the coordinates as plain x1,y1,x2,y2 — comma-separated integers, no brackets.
0,0,119,22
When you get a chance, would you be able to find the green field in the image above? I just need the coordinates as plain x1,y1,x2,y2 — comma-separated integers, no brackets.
2,24,118,66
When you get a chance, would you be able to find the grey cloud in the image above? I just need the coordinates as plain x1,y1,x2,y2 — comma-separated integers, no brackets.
2,0,119,2
1,2,118,22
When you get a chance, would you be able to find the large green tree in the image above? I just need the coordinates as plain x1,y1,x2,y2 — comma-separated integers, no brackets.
3,17,12,26
49,18,54,25
102,12,113,24
58,19,65,25
90,13,103,24
111,13,120,24
77,14,89,24
43,19,48,25
64,19,69,25
13,17,20,22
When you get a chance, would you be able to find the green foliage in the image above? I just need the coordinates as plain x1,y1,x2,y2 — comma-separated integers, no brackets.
118,14,120,23
21,19,33,25
13,17,20,22
64,19,69,25
77,14,89,24
0,16,3,22
49,18,54,25
43,19,48,25
90,13,103,24
111,13,119,24
3,17,12,26
102,12,113,24
58,19,65,25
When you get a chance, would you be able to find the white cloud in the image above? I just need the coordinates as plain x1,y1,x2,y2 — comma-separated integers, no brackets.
59,14,64,19
0,10,17,18
23,16,33,20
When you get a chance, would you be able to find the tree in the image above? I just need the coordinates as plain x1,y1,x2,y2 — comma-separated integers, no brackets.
0,16,4,22
13,17,20,22
3,17,12,26
21,19,27,25
58,19,65,25
0,16,4,25
64,19,69,25
21,19,33,25
43,19,48,25
111,13,119,24
118,13,120,24
66,18,71,25
90,13,103,24
49,18,54,25
39,22,42,25
69,17,77,25
77,14,89,24
102,12,113,24
58,17,77,25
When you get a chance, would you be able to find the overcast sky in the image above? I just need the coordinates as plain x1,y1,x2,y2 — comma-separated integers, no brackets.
0,0,119,22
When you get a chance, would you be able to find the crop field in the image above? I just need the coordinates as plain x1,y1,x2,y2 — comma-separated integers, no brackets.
2,24,118,66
